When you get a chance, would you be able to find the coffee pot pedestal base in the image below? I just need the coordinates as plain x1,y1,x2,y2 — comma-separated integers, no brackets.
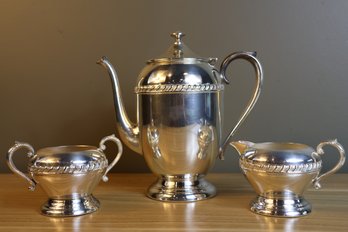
250,195,312,217
41,195,100,217
146,175,216,202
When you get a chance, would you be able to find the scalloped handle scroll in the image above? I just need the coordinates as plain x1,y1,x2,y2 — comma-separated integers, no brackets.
7,142,37,191
98,134,123,182
218,52,263,160
312,139,346,189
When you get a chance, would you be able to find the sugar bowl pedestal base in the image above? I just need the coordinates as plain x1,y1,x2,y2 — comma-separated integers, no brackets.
250,195,312,217
41,194,100,217
146,174,216,202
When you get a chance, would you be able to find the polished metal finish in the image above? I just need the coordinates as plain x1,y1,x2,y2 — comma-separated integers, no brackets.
147,174,216,201
250,195,312,217
7,142,36,191
97,31,263,202
231,139,345,217
41,195,100,217
218,52,263,158
96,58,141,154
135,83,224,94
6,134,123,216
312,140,346,189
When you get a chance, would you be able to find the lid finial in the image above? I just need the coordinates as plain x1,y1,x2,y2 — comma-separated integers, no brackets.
171,31,185,45
151,31,209,61
171,31,186,58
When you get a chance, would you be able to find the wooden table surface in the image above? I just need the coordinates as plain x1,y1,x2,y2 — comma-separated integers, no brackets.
0,173,347,231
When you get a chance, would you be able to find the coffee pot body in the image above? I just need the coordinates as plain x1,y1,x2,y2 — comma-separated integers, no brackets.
98,32,263,201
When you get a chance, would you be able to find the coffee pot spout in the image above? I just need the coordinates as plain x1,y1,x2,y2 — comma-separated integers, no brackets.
97,56,141,154
229,141,255,156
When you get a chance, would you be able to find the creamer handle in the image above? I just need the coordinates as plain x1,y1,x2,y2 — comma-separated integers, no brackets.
312,139,345,189
98,134,123,182
219,51,263,160
7,142,37,191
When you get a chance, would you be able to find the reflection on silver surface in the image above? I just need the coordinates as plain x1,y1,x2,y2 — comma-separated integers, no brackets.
147,120,161,159
98,31,263,201
7,135,123,216
231,139,345,217
197,121,214,160
147,174,216,201
162,202,196,230
49,214,87,232
256,214,299,232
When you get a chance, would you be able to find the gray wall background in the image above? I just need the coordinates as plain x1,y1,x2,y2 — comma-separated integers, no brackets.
1,0,347,173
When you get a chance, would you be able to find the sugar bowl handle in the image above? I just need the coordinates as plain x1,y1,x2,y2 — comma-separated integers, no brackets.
219,52,263,159
98,134,123,182
7,142,37,191
312,139,346,189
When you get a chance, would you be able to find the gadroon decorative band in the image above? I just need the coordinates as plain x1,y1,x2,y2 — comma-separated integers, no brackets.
135,84,224,94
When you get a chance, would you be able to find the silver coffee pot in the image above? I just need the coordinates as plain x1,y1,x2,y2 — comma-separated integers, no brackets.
7,135,123,216
97,31,263,202
231,139,345,217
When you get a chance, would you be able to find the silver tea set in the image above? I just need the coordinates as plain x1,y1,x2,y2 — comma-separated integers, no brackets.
6,31,345,218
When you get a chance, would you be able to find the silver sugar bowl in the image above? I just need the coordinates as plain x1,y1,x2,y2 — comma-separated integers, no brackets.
231,139,345,217
7,134,123,217
97,31,263,202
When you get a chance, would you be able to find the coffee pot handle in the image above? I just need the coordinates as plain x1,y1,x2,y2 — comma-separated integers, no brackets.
98,134,123,182
312,139,346,189
7,142,37,191
218,51,263,159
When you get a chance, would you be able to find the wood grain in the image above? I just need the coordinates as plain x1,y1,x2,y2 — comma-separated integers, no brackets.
0,173,347,231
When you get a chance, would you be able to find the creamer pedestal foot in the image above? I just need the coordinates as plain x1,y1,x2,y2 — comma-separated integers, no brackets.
251,195,312,217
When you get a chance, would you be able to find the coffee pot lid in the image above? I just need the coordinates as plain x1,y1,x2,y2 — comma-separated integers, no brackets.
147,31,217,64
29,145,107,174
135,31,223,94
241,142,322,173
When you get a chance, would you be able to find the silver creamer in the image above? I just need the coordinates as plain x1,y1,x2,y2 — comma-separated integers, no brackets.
97,32,263,202
231,139,345,217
